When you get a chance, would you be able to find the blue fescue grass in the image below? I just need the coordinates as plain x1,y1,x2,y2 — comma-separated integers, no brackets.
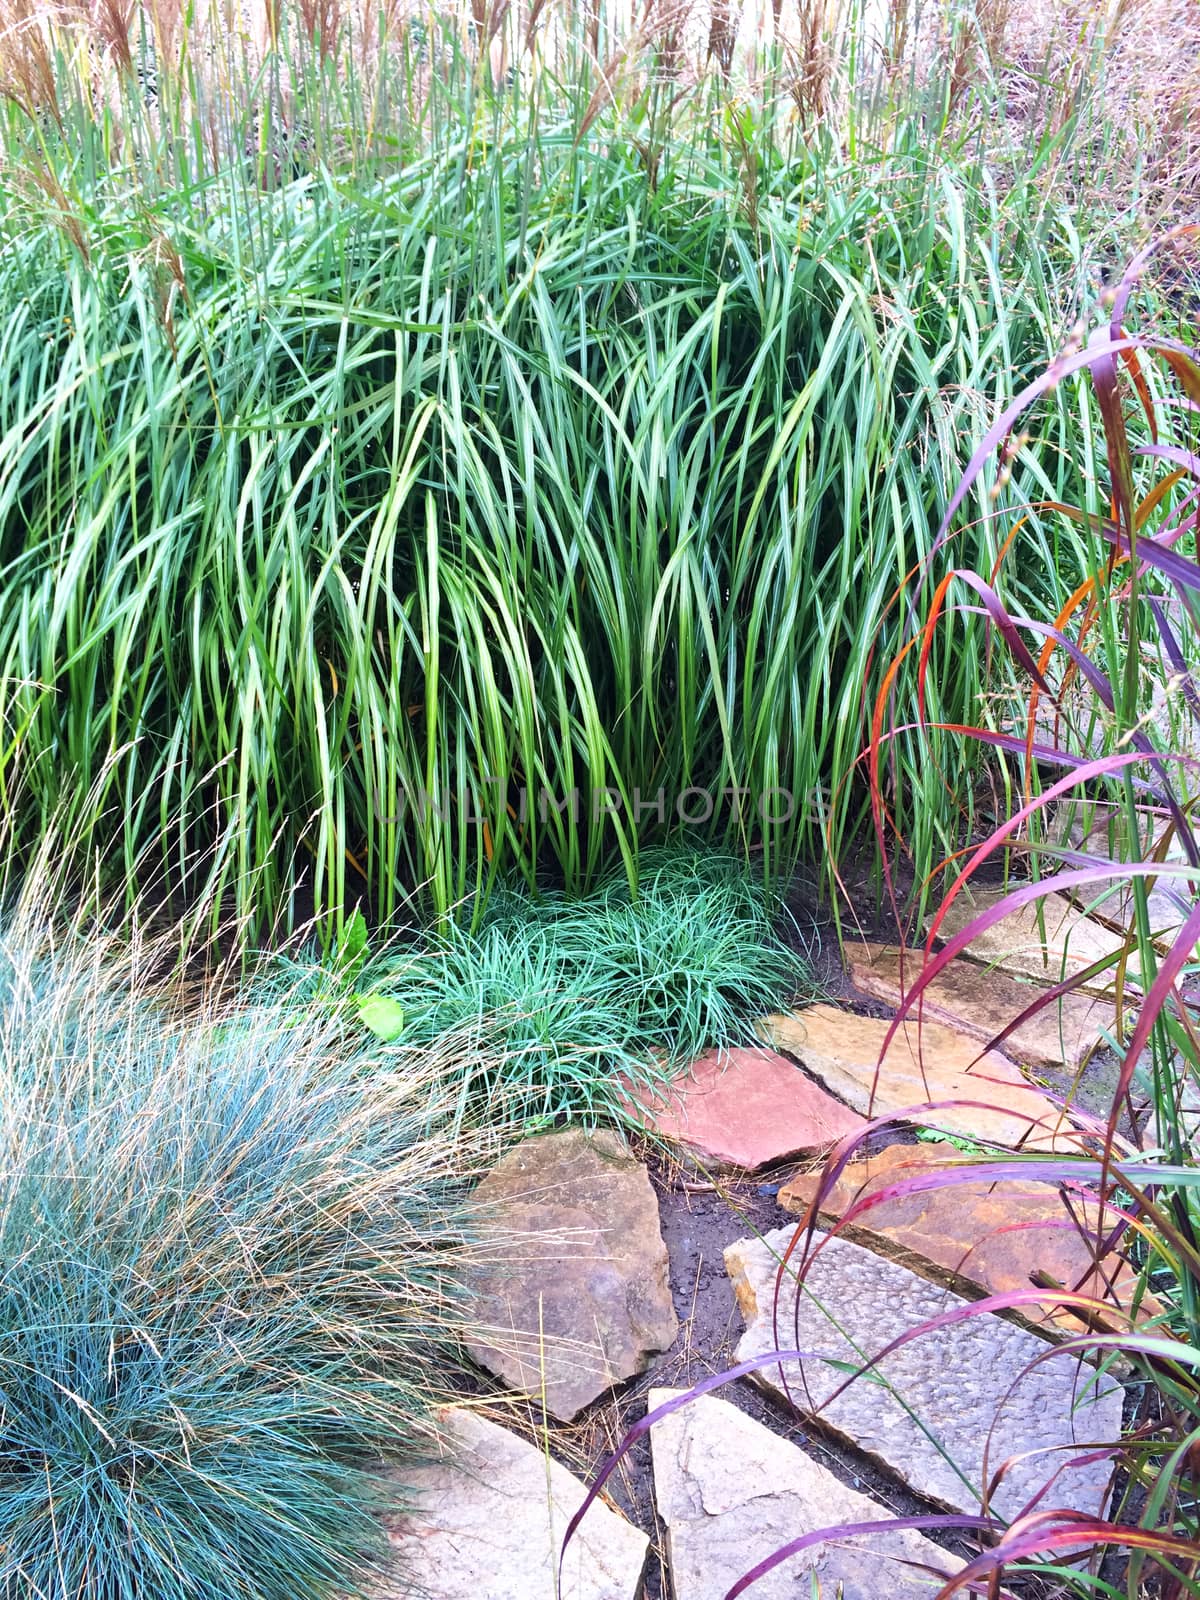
0,899,492,1600
357,849,816,1124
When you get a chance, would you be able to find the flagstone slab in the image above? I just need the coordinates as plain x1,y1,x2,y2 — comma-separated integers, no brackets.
648,1387,962,1600
762,1005,1084,1151
465,1129,678,1421
725,1224,1123,1521
621,1046,867,1170
377,1407,647,1600
933,888,1132,993
778,1140,1148,1336
846,942,1115,1073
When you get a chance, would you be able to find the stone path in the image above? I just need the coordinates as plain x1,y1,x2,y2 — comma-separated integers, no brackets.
933,887,1134,992
649,1388,963,1599
777,1139,1150,1336
845,941,1115,1072
392,899,1144,1597
763,1004,1086,1150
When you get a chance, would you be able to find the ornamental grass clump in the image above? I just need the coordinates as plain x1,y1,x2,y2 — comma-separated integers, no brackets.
0,898,490,1600
361,850,813,1123
0,0,1121,943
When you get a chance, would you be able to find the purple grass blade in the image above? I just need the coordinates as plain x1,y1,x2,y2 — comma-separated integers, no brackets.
949,601,1115,709
932,335,1197,554
948,599,1199,860
1148,596,1200,725
722,1515,1001,1599
1137,442,1200,481
933,1516,1200,1598
942,573,1057,697
1100,514,1200,592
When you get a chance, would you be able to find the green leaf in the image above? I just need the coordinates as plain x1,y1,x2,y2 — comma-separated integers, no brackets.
356,993,406,1042
338,910,369,984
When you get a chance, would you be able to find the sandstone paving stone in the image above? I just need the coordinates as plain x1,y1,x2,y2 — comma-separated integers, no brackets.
846,941,1115,1073
465,1128,678,1421
762,1005,1085,1151
648,1387,962,1600
725,1224,1124,1521
620,1045,867,1170
376,1407,647,1600
933,888,1134,993
778,1140,1149,1336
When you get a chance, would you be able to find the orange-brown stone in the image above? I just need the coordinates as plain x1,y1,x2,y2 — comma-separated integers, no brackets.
933,888,1133,994
779,1140,1150,1336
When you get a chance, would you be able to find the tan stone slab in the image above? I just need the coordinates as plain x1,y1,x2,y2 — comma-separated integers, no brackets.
466,1129,678,1421
779,1140,1151,1337
932,888,1133,994
725,1225,1123,1521
621,1046,867,1170
649,1387,962,1600
762,1005,1085,1151
846,942,1115,1072
378,1407,647,1599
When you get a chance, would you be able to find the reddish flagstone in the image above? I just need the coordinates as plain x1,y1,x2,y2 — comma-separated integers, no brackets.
622,1046,866,1170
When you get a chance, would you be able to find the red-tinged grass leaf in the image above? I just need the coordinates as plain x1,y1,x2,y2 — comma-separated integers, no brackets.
723,1514,1001,1600
929,794,1198,952
819,1162,1175,1320
785,1146,1200,1350
950,602,1116,708
922,644,1200,873
1032,570,1107,763
933,336,1198,553
1156,483,1200,552
1102,1180,1200,1293
1148,594,1198,721
939,579,1059,699
1087,323,1137,553
932,1516,1200,1598
916,570,957,725
988,514,1028,586
875,721,1173,798
1160,347,1200,410
1118,338,1159,443
1136,468,1187,529
1099,507,1200,592
1099,901,1200,1155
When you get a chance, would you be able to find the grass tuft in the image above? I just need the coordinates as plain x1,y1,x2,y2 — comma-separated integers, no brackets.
359,849,814,1123
0,889,492,1600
